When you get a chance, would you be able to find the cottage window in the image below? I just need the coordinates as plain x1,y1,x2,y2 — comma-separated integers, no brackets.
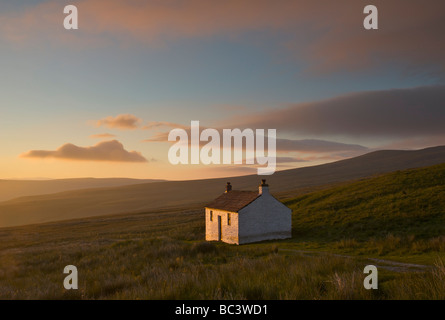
210,211,213,221
227,213,231,226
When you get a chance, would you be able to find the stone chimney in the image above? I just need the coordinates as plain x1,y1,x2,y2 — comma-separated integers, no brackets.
225,182,232,193
259,179,269,195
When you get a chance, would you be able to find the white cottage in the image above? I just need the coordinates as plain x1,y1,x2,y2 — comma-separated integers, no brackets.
205,180,292,245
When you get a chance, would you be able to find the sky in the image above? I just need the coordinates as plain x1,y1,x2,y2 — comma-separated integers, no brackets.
0,0,444,180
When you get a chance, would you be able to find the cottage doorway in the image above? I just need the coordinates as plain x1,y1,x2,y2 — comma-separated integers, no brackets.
217,216,222,241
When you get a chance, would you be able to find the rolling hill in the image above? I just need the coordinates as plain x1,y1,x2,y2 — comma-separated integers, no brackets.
286,162,445,242
0,178,164,202
0,145,444,228
0,162,444,299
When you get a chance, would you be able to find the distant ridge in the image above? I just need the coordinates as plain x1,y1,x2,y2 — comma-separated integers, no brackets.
0,146,444,228
0,178,164,202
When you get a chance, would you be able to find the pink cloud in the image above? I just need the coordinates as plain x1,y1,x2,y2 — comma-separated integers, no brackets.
96,114,142,130
231,85,445,138
142,124,368,155
142,121,188,131
1,1,444,74
90,133,116,139
20,140,147,163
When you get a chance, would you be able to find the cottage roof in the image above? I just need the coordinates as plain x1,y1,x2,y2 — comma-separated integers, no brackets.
205,190,260,212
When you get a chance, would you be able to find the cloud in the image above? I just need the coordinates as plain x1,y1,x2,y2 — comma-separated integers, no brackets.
232,85,445,138
143,131,174,142
277,139,367,153
1,1,444,75
96,114,142,130
142,124,368,155
276,157,306,163
299,1,445,75
142,121,188,131
141,85,445,150
90,133,116,139
377,135,445,150
20,140,147,163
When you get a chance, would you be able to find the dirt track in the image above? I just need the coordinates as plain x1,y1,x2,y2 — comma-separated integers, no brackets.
279,248,430,273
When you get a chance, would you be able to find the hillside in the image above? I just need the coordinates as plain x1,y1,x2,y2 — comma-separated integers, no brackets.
0,163,445,299
0,146,445,228
0,178,164,202
287,162,445,242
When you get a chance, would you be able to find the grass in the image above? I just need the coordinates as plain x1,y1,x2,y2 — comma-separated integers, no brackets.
282,163,445,264
1,163,445,299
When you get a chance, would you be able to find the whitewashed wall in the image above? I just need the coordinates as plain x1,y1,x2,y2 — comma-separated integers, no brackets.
238,193,292,244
